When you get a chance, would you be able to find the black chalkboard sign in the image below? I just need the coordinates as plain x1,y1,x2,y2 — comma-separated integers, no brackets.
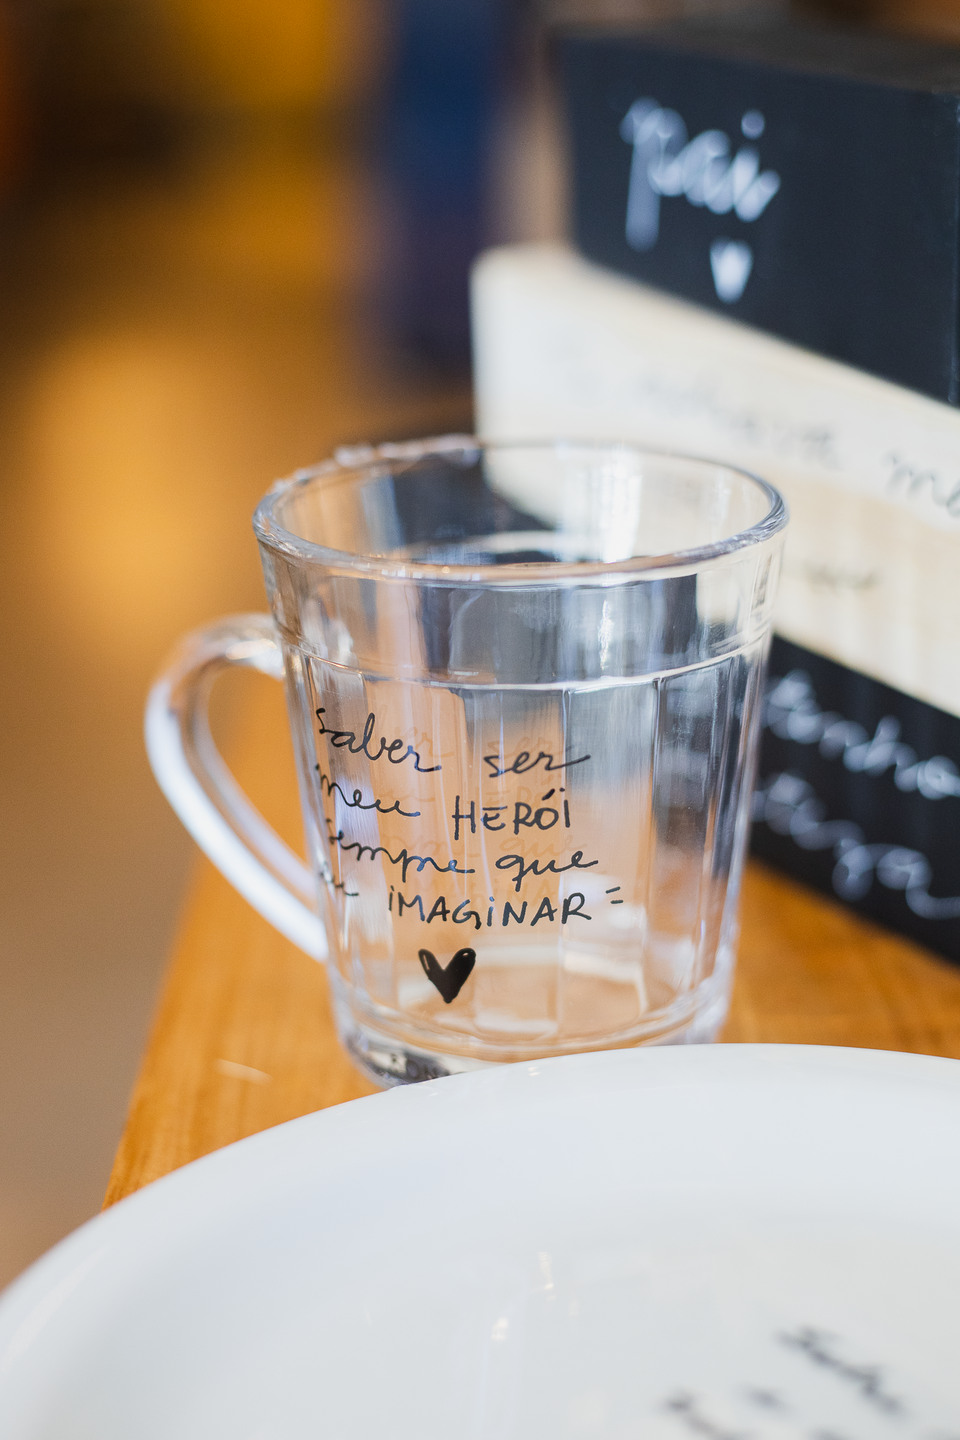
753,638,960,963
560,18,960,404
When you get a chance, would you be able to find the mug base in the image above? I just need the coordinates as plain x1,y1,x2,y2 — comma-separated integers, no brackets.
336,981,731,1089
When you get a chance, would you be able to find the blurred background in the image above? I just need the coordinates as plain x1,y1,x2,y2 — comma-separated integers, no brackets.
0,0,954,1288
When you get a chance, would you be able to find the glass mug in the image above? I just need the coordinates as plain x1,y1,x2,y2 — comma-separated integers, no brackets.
147,438,787,1085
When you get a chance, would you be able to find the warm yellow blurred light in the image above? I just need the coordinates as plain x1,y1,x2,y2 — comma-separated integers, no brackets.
158,0,385,112
25,330,253,650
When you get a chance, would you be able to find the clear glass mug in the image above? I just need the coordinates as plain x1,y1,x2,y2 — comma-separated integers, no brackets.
147,438,787,1085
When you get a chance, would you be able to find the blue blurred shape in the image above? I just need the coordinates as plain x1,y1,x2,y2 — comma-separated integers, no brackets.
379,0,504,366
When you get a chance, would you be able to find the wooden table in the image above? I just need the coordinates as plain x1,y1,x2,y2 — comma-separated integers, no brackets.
105,676,960,1207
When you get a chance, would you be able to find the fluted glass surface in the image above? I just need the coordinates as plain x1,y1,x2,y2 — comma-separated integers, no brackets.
255,439,786,1082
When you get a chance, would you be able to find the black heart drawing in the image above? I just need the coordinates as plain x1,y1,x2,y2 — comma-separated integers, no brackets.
418,947,476,1004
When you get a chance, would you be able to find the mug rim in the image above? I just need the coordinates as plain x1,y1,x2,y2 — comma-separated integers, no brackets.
253,436,788,583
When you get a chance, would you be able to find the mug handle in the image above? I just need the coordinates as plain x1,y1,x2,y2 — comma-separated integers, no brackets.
144,613,327,961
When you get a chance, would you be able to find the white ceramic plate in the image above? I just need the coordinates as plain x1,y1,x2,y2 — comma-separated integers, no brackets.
1,1045,959,1439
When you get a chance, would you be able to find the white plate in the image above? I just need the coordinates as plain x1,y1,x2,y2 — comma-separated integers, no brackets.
1,1045,959,1439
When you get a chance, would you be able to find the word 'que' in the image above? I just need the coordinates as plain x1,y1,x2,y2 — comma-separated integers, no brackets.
620,100,780,303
